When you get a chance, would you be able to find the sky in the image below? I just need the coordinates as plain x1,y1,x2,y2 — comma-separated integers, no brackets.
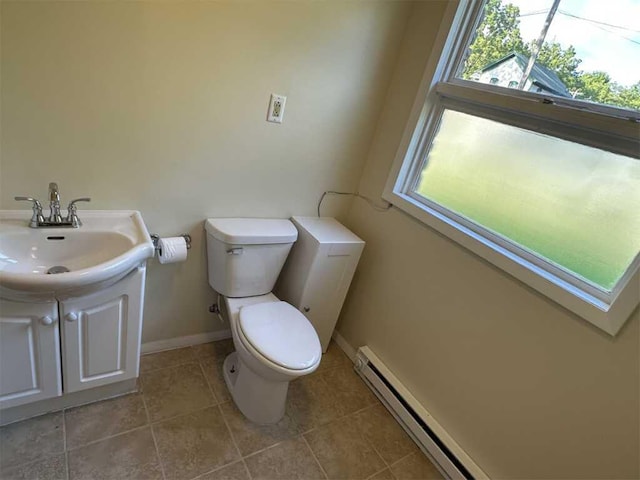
505,0,640,86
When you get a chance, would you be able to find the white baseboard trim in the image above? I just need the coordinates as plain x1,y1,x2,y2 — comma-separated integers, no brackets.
141,330,232,354
331,330,357,362
143,329,353,359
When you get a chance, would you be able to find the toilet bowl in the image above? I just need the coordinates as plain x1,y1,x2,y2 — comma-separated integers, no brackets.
221,293,321,423
204,218,322,424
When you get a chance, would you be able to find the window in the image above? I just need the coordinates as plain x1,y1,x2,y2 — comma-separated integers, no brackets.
384,0,639,335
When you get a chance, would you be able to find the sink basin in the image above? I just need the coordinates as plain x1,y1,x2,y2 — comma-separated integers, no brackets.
0,211,154,300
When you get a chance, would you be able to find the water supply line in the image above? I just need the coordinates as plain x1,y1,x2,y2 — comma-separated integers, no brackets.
209,293,225,324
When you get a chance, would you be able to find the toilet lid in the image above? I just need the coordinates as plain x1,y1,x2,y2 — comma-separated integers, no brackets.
239,301,321,370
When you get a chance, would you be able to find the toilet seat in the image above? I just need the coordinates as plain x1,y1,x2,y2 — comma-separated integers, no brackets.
238,301,321,371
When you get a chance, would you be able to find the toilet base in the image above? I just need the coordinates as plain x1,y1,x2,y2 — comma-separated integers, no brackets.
223,352,289,425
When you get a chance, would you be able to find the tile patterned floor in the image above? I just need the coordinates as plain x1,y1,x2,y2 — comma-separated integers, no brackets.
0,340,443,480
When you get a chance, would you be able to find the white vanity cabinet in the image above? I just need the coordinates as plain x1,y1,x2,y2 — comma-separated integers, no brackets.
60,266,145,393
0,266,145,410
0,300,62,409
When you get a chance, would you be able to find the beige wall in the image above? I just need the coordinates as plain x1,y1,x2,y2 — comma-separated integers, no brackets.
0,0,411,342
3,1,638,477
338,2,640,479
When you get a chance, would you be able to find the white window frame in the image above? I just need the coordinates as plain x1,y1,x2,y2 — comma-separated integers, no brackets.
383,0,640,336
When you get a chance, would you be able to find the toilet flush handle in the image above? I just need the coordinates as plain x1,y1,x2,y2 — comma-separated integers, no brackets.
226,247,243,255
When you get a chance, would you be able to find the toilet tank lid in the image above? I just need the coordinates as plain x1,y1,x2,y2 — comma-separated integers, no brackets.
205,218,298,244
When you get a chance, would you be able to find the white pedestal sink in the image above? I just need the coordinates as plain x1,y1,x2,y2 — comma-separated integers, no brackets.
0,210,154,301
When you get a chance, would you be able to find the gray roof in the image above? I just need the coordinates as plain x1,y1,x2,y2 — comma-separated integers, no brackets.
482,52,571,97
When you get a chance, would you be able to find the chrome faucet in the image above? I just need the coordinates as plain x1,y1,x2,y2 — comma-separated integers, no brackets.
48,182,62,223
15,183,91,228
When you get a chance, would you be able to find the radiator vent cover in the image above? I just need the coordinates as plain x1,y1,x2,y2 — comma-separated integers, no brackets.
354,346,488,480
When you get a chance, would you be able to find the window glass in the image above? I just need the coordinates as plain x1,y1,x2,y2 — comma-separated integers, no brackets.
458,0,640,111
413,109,640,291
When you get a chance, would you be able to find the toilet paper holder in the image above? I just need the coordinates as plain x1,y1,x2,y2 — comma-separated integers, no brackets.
150,233,192,253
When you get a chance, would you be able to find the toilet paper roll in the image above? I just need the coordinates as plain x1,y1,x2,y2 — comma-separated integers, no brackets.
157,237,188,264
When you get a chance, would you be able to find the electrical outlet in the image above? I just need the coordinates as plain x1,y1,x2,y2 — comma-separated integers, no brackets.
267,93,287,123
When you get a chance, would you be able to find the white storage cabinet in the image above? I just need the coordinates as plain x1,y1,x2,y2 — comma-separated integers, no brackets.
276,217,364,352
0,266,145,409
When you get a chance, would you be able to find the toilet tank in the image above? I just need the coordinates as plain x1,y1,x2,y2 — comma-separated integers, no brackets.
204,218,298,298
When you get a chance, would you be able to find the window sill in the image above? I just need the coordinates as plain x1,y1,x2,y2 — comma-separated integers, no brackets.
383,190,639,336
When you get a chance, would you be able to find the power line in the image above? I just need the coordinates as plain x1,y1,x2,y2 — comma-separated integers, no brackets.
556,10,640,46
592,24,640,46
518,8,640,34
519,9,548,17
517,9,640,47
557,10,640,34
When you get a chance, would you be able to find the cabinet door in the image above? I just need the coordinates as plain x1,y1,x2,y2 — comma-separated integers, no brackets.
60,266,145,393
0,299,62,409
299,250,361,352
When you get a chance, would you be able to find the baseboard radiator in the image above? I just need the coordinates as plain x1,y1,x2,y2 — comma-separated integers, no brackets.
354,347,487,480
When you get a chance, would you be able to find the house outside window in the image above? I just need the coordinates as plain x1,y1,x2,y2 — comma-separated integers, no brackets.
479,52,571,97
383,0,640,335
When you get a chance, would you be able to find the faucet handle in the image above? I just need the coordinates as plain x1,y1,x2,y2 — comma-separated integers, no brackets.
15,197,45,228
66,198,91,227
15,196,43,208
67,197,91,209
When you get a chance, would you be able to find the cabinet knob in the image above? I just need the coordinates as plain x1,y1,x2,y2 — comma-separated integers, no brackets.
40,315,54,326
303,307,310,313
65,312,78,322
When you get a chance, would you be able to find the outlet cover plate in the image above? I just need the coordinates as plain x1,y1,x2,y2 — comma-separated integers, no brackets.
267,93,287,123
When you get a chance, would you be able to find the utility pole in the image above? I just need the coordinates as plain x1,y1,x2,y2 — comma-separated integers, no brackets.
518,0,561,90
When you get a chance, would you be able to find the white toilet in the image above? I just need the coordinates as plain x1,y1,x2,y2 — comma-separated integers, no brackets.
204,218,322,424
